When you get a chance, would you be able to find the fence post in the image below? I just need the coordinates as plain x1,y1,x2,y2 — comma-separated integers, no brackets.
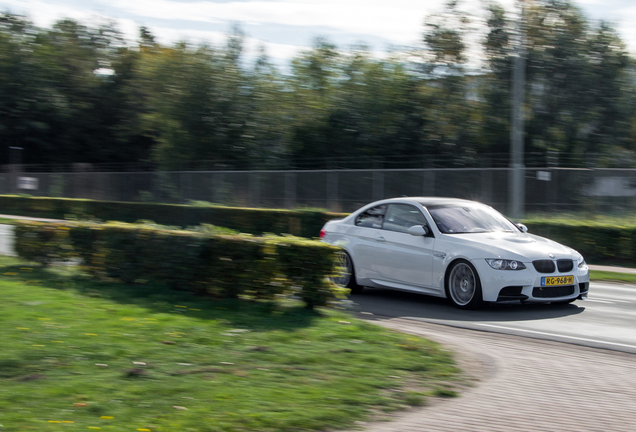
548,151,558,208
481,159,493,204
249,172,260,208
212,172,223,204
423,169,435,196
327,170,338,211
373,160,384,200
285,172,296,209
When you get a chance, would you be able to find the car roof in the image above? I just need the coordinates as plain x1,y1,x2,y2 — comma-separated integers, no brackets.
381,197,479,207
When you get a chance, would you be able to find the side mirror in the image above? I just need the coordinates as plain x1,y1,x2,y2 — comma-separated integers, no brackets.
516,223,528,233
408,225,429,236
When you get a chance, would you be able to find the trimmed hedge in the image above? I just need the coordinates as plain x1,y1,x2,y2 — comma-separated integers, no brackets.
523,219,636,264
13,221,344,309
6,195,636,265
0,195,346,238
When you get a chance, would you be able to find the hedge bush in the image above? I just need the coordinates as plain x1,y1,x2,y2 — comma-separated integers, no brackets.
523,219,636,264
13,221,344,309
6,195,636,265
0,195,345,238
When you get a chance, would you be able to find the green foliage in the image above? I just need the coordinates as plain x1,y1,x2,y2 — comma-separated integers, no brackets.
13,220,342,309
13,222,73,267
482,1,635,164
271,235,346,308
1,6,635,169
523,218,636,264
0,195,346,238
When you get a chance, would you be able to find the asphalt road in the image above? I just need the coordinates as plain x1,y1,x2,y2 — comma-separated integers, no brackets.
348,281,636,354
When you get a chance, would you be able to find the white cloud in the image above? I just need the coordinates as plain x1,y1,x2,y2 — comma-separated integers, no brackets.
1,0,635,61
104,0,433,45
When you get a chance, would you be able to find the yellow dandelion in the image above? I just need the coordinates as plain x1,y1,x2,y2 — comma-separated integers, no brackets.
174,305,187,308
32,344,45,347
88,427,102,430
85,333,98,336
3,272,18,275
189,308,201,311
16,327,29,330
100,416,114,419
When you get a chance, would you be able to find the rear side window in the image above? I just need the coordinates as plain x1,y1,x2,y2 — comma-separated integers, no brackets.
355,205,386,229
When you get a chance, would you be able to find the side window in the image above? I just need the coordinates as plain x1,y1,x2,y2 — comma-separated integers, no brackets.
355,205,386,229
383,204,428,233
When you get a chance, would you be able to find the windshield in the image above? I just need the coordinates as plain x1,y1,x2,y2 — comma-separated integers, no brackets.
427,204,518,234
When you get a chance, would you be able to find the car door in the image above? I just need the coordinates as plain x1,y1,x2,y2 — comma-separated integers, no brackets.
349,204,387,282
370,204,436,290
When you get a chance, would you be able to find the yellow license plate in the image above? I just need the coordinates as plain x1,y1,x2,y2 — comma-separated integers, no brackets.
541,275,573,286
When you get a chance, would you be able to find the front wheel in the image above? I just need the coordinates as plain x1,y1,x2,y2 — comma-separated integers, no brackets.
332,251,363,294
446,260,483,309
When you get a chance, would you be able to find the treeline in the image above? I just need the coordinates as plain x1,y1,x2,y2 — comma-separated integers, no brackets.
1,0,635,170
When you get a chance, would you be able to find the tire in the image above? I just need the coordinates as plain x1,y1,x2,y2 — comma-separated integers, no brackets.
446,260,483,309
332,251,363,294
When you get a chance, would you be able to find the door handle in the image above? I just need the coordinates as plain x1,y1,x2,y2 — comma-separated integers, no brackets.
375,236,386,242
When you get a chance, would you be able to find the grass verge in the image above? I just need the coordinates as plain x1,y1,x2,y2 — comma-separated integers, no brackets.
590,270,636,285
0,256,462,432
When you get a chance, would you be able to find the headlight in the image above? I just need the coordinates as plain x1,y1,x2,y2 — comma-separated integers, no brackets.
577,256,588,270
486,259,527,270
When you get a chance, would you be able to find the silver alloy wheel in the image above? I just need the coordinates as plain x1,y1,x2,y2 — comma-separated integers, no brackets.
332,251,352,287
448,262,477,306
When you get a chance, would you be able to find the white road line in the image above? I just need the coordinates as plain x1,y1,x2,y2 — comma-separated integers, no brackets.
586,299,613,304
476,323,636,351
589,298,632,303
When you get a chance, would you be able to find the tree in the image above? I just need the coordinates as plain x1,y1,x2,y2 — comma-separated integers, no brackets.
480,0,634,166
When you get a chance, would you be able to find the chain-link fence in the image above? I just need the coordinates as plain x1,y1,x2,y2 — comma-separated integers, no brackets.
1,167,634,215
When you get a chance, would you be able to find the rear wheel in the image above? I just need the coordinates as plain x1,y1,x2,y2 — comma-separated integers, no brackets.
446,260,483,309
333,251,363,294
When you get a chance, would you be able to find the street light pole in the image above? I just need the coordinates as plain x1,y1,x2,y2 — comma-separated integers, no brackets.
509,0,526,219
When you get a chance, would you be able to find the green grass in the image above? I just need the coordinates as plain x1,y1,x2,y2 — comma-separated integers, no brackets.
590,270,636,284
0,256,462,432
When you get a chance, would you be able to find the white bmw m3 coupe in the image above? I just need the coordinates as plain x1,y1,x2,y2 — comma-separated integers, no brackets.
320,197,590,309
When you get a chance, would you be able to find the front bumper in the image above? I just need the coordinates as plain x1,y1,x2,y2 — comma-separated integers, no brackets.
472,259,590,303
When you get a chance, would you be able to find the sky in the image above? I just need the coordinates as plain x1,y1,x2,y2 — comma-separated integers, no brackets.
1,0,635,71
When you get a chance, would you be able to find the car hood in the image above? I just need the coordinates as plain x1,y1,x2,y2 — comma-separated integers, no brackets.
441,231,579,261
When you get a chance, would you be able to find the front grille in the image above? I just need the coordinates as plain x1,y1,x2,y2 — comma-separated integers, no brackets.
533,260,556,273
532,285,575,298
557,259,574,272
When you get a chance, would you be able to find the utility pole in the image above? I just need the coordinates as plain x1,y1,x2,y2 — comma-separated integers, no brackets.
509,0,526,219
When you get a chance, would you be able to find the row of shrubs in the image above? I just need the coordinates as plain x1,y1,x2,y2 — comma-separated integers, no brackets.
13,221,344,309
4,195,636,265
0,195,344,238
523,219,636,265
